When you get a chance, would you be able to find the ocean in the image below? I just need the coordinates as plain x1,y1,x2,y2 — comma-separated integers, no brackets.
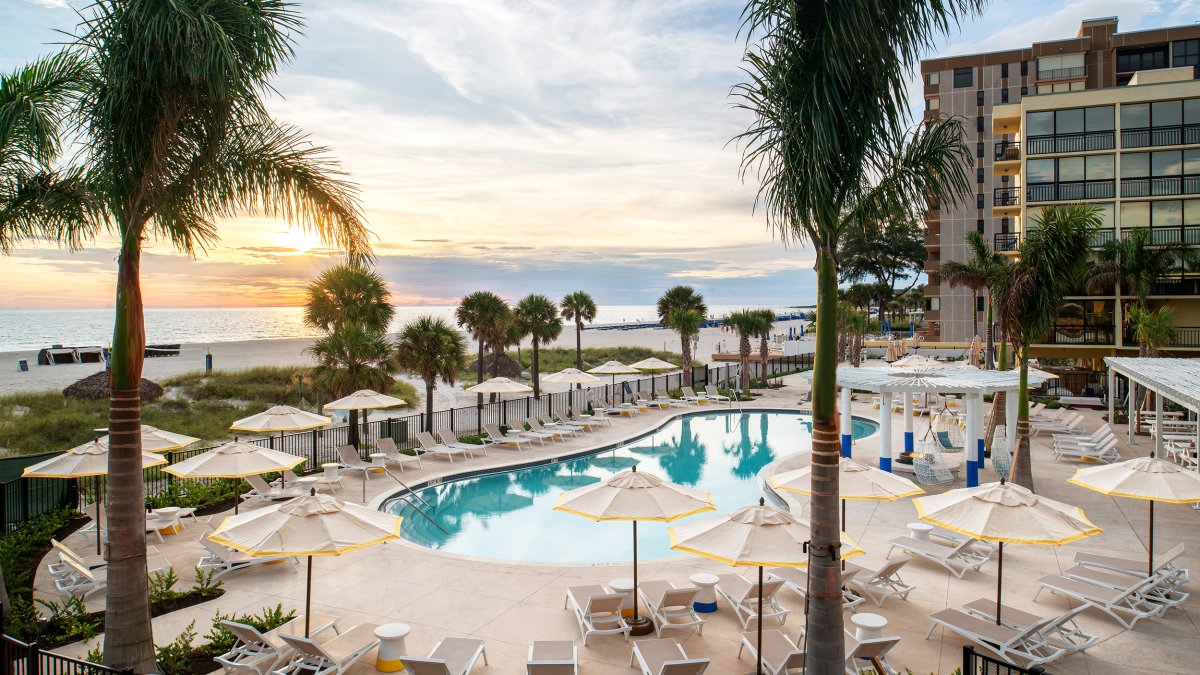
0,304,798,353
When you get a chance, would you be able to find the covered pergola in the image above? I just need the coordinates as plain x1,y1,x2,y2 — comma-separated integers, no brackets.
1105,357,1200,462
804,366,1048,487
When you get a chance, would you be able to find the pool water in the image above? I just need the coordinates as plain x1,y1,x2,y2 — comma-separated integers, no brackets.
386,411,877,564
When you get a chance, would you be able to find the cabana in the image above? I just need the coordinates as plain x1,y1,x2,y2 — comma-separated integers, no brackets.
1104,357,1200,461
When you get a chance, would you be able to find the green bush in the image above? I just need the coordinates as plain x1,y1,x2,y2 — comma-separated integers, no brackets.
0,507,74,597
203,604,295,655
146,478,242,510
37,596,101,644
155,620,198,675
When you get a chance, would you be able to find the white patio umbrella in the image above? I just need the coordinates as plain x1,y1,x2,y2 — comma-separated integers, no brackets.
914,480,1101,625
164,439,307,514
1068,455,1200,577
208,491,401,636
463,377,532,395
542,368,604,410
91,425,200,453
323,389,406,447
588,361,639,403
554,467,714,634
630,357,678,396
231,405,331,455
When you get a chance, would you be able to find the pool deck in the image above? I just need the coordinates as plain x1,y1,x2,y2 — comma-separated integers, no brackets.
38,383,1200,674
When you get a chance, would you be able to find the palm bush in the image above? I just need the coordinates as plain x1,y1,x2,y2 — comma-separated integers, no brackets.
395,317,469,431
560,290,598,370
515,294,563,397
667,309,704,384
304,264,395,334
456,290,509,387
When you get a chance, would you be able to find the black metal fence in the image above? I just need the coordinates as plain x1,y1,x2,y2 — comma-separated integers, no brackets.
1,634,130,675
962,646,1048,675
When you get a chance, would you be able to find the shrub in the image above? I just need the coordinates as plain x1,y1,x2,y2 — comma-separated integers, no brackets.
146,479,241,511
37,596,101,644
203,604,295,655
0,507,74,597
155,620,197,675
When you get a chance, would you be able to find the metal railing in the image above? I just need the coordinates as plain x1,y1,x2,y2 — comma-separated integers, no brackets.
994,232,1020,252
1121,124,1200,149
963,645,1049,674
1037,65,1084,81
994,187,1020,207
994,141,1020,162
1039,323,1115,346
1168,327,1200,349
1148,225,1200,246
1,635,130,675
1090,228,1116,247
1120,175,1200,198
1026,179,1115,203
1025,130,1114,155
1152,277,1200,295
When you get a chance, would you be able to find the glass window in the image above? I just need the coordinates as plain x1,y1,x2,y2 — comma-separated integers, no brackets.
926,72,940,85
1122,103,1150,129
1056,108,1084,134
1021,60,1028,76
976,194,985,209
1085,106,1114,131
1185,199,1200,224
976,116,984,132
1001,89,1009,103
1122,153,1149,178
1185,149,1200,175
976,142,984,158
1002,63,1009,78
1086,155,1115,180
1095,203,1115,227
1028,159,1056,183
977,168,984,183
1057,157,1084,182
1186,99,1200,125
1152,151,1182,177
1121,202,1150,229
1021,86,1028,96
926,97,939,111
977,90,985,106
976,219,985,233
954,67,973,88
1174,39,1200,67
1027,111,1054,136
926,297,940,311
1152,100,1182,127
1153,201,1184,227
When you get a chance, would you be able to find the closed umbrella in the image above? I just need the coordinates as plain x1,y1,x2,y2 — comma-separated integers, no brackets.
208,491,401,636
914,480,1100,624
1068,455,1200,577
588,361,639,404
164,439,307,513
630,357,678,396
556,467,714,635
323,389,406,448
231,405,332,455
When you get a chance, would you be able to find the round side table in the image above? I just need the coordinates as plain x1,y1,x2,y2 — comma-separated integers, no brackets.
689,573,719,613
374,623,411,672
907,522,933,542
850,612,888,641
608,577,636,618
369,452,387,473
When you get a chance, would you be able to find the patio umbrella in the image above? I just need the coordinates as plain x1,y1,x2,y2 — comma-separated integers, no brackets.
323,389,406,448
24,439,168,553
669,498,864,675
588,455,639,471
464,377,532,395
630,357,678,396
91,425,200,453
231,405,332,455
555,467,714,635
164,439,307,514
541,368,603,409
1068,455,1200,577
208,491,401,636
588,361,639,404
913,479,1100,625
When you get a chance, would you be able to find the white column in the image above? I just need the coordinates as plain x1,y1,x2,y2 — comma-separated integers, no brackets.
1155,391,1164,460
1006,388,1018,457
1128,380,1137,445
965,394,979,487
1107,368,1116,427
841,386,853,457
903,394,914,457
879,393,893,472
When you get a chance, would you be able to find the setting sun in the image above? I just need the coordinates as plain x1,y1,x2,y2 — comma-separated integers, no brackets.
273,227,324,254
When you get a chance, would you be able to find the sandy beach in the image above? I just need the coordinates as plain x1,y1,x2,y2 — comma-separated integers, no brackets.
0,320,813,410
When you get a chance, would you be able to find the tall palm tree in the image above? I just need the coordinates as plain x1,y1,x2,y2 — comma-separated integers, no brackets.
754,308,776,383
304,263,395,334
734,1,979,668
667,308,704,385
515,294,563,397
725,310,765,392
1126,305,1177,357
560,290,598,369
0,4,369,668
456,290,509,387
395,316,468,432
658,285,707,349
997,204,1100,490
939,231,1012,368
307,323,397,398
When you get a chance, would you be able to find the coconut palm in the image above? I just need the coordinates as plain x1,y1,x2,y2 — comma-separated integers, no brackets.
456,291,509,387
939,231,1011,368
754,308,776,383
667,308,704,386
658,285,707,350
0,4,369,669
304,263,395,334
515,294,564,397
308,322,398,444
395,316,469,432
560,290,598,369
734,1,979,667
725,310,767,392
997,204,1101,491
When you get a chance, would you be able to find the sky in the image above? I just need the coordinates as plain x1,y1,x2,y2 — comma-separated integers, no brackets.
0,0,1195,309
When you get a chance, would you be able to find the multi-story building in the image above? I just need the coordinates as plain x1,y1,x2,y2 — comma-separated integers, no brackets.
920,17,1200,353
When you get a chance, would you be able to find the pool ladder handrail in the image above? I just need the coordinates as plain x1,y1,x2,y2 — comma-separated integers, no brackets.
380,467,450,536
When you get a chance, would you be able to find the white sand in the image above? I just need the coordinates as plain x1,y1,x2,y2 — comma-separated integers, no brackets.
0,320,813,411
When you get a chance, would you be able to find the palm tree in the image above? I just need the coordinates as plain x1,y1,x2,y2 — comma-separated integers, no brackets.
754,309,776,384
997,204,1101,490
304,264,395,334
515,294,564,397
725,310,766,392
667,308,704,384
308,322,398,443
658,285,707,348
456,290,509,388
1126,305,1177,356
560,290,598,369
939,231,1011,368
733,1,979,667
0,4,369,669
395,316,469,432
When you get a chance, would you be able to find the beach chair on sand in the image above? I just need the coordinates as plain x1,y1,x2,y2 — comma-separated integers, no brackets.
924,609,1067,668
276,624,380,675
1033,574,1165,628
484,424,536,449
887,536,989,578
963,599,1096,655
438,430,488,456
398,637,487,675
564,585,630,645
378,437,424,471
199,539,294,579
844,559,916,607
630,639,710,675
737,630,805,675
715,574,789,629
637,580,704,638
415,432,473,463
526,641,577,675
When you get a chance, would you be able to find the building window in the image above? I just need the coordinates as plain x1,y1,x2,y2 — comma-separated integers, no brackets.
1001,175,1009,184
1001,63,1009,78
925,97,940,111
976,116,984,132
1001,217,1010,232
976,296,985,312
1038,54,1085,80
1021,86,1028,96
977,90,985,106
977,168,984,183
1025,106,1114,154
976,194,985,209
1021,60,1028,76
976,219,985,233
1117,45,1168,73
1175,39,1200,77
976,142,984,158
954,67,973,88
926,297,940,312
1001,89,1009,103
926,72,941,86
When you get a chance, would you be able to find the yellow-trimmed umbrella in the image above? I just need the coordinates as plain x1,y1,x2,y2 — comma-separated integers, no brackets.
231,405,331,455
669,499,864,675
208,491,401,636
914,480,1101,625
464,377,532,394
164,439,307,514
541,368,603,385
1068,455,1200,577
630,357,678,396
588,361,639,401
91,425,200,453
555,467,714,633
323,389,406,447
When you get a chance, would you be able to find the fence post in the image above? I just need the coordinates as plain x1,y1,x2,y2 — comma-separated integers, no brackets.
311,430,318,467
0,482,7,537
166,451,175,486
962,645,970,673
450,408,456,432
19,478,29,524
28,642,40,675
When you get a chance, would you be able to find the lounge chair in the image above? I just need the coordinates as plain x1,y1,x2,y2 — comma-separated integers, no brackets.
483,424,535,449
737,629,805,675
199,539,295,579
1062,564,1188,608
637,580,704,638
705,386,732,404
962,599,1096,655
927,526,997,554
681,387,708,405
844,635,900,675
637,392,671,410
526,641,577,675
243,474,306,504
715,573,790,630
215,617,338,675
79,501,107,536
524,418,565,441
629,638,710,675
1074,542,1188,586
1033,574,1165,628
59,551,171,598
768,565,864,611
540,414,584,435
549,411,589,432
1032,413,1085,436
378,437,424,471
1052,437,1120,463
924,608,1065,667
571,405,610,426
438,430,488,456
416,432,474,463
398,637,487,675
563,584,630,645
336,444,379,480
276,624,380,675
1052,426,1113,445
48,538,105,577
887,536,989,578
145,512,178,543
844,559,916,607
606,397,644,415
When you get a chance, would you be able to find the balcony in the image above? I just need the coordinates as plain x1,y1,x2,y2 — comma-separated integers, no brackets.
924,231,940,249
1121,124,1200,149
1169,327,1200,349
993,187,1021,216
1040,323,1115,346
1027,180,1115,203
992,103,1021,135
1148,225,1200,246
1091,228,1116,248
994,232,1020,254
1152,277,1200,295
1120,175,1200,198
993,142,1021,176
1037,66,1086,81
1026,131,1115,155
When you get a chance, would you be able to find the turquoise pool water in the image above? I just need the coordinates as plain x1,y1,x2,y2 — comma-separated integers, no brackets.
386,411,877,564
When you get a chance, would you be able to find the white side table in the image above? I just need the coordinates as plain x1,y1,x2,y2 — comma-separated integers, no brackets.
369,452,387,473
907,522,933,542
850,612,888,641
374,622,411,672
689,573,720,613
608,577,636,618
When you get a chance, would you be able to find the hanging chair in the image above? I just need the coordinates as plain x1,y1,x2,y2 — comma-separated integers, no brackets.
913,440,954,486
991,429,1012,477
932,410,964,453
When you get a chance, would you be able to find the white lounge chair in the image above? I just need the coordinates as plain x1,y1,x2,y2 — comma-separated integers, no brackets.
215,617,338,675
415,432,474,463
48,538,105,577
549,411,589,432
629,638,710,675
1074,542,1188,586
737,629,805,675
570,406,610,426
79,501,106,537
526,641,577,675
768,565,864,611
1033,574,1165,628
378,437,424,471
59,551,171,598
637,392,671,410
637,579,704,638
276,624,380,675
1052,436,1120,463
681,387,708,405
887,536,989,578
524,418,565,441
438,430,488,456
844,559,916,607
398,637,487,675
540,414,584,435
927,526,997,554
243,474,306,504
199,539,294,579
564,584,630,645
962,599,1096,655
484,423,535,449
1032,413,1085,436
715,573,790,630
844,635,900,675
1051,426,1113,445
1062,564,1189,608
924,608,1066,667
705,386,733,404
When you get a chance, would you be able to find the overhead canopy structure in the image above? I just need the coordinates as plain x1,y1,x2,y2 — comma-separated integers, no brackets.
1104,357,1200,453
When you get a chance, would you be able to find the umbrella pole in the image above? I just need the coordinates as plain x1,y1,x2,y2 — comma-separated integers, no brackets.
840,498,846,571
95,477,102,556
995,541,1004,626
305,556,313,637
1148,500,1155,579
627,520,653,636
756,564,764,675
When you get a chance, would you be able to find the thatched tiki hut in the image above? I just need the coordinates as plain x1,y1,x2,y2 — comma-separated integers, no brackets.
63,371,165,402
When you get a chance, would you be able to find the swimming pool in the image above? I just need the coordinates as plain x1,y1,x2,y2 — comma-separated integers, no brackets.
385,410,877,564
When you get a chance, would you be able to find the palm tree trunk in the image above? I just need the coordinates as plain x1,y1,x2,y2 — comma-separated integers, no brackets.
681,336,693,387
984,297,995,370
759,335,769,388
348,408,360,447
425,380,435,432
575,321,583,370
476,338,485,416
532,338,541,398
739,336,751,391
808,248,845,672
1009,345,1035,490
104,238,155,673
971,291,979,341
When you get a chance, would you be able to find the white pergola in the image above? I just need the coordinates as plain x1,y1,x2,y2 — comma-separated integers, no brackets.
803,365,1049,487
1104,357,1200,462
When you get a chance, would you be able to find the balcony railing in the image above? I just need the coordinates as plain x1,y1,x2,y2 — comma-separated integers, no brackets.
1148,225,1200,246
1121,124,1200,149
994,141,1021,162
1027,179,1115,203
994,232,1020,252
1041,323,1115,346
1120,175,1200,198
1091,228,1116,248
1037,66,1086,81
1169,327,1200,349
1026,131,1114,155
994,187,1020,207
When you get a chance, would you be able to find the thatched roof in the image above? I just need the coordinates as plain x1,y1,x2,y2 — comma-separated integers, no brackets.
467,353,523,379
63,371,165,402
